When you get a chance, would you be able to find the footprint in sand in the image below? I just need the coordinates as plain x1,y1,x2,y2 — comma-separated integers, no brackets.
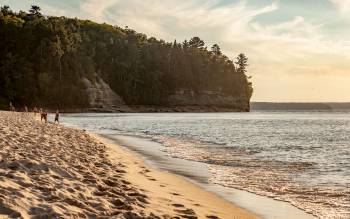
206,215,220,219
171,192,181,196
103,179,118,187
175,208,198,219
29,205,60,218
172,203,185,208
0,202,22,218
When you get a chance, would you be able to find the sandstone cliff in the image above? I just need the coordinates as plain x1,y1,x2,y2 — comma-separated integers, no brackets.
81,79,249,112
82,78,129,112
168,89,250,112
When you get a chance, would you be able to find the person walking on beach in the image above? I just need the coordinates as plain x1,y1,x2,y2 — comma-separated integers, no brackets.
33,107,38,115
40,109,47,123
23,105,28,117
9,101,15,112
54,110,60,124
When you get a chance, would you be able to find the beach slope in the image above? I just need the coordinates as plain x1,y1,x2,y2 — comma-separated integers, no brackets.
0,111,257,219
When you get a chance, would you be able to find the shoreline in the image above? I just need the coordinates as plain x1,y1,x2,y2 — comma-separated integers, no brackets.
93,134,259,219
60,112,318,219
8,105,249,114
0,111,258,218
100,134,317,219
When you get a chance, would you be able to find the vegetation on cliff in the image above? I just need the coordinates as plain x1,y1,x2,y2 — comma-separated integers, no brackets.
0,5,253,110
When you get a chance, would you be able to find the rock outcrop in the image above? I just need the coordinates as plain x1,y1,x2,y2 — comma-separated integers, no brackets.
82,78,128,112
81,80,249,112
168,89,250,112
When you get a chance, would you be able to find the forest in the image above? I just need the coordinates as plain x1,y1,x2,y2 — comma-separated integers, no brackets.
0,5,253,110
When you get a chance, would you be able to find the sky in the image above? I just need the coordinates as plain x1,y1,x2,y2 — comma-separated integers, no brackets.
2,0,350,102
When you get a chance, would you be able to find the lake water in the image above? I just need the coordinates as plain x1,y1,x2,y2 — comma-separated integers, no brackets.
62,112,350,219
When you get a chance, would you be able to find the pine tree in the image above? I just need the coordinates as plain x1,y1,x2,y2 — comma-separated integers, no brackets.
29,5,41,16
235,53,248,73
211,44,222,56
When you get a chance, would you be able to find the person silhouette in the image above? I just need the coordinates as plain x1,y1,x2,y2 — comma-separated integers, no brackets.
54,110,60,124
9,101,14,111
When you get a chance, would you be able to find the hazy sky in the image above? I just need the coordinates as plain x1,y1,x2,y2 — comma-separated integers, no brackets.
2,0,350,102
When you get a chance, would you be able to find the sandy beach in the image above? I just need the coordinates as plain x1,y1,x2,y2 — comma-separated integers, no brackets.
0,111,258,219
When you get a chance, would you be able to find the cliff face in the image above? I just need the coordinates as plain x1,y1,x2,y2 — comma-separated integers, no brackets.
80,80,250,112
168,89,250,112
82,78,127,111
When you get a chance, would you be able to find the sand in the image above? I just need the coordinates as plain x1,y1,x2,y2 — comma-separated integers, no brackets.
0,111,258,219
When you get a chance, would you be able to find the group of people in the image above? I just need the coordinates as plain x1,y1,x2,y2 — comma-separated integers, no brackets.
9,102,60,124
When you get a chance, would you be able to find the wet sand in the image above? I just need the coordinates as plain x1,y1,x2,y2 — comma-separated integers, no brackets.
106,135,316,219
0,111,258,219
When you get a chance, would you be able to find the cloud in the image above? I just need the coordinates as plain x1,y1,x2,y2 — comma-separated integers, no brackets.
63,0,278,41
80,0,118,22
329,0,350,15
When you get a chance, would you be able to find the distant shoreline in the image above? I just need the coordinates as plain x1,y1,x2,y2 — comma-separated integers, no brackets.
251,102,350,111
9,105,250,113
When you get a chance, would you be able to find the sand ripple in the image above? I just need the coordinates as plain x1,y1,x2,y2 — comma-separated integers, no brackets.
0,112,200,218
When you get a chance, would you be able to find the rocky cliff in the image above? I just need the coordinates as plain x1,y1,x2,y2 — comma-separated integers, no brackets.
82,78,129,112
168,89,250,112
81,79,250,112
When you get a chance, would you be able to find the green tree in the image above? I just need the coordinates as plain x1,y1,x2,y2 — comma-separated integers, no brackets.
211,44,222,56
29,5,41,15
235,53,248,73
189,37,205,49
0,5,10,15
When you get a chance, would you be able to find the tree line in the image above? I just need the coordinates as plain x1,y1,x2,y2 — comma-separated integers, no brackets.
0,5,253,109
